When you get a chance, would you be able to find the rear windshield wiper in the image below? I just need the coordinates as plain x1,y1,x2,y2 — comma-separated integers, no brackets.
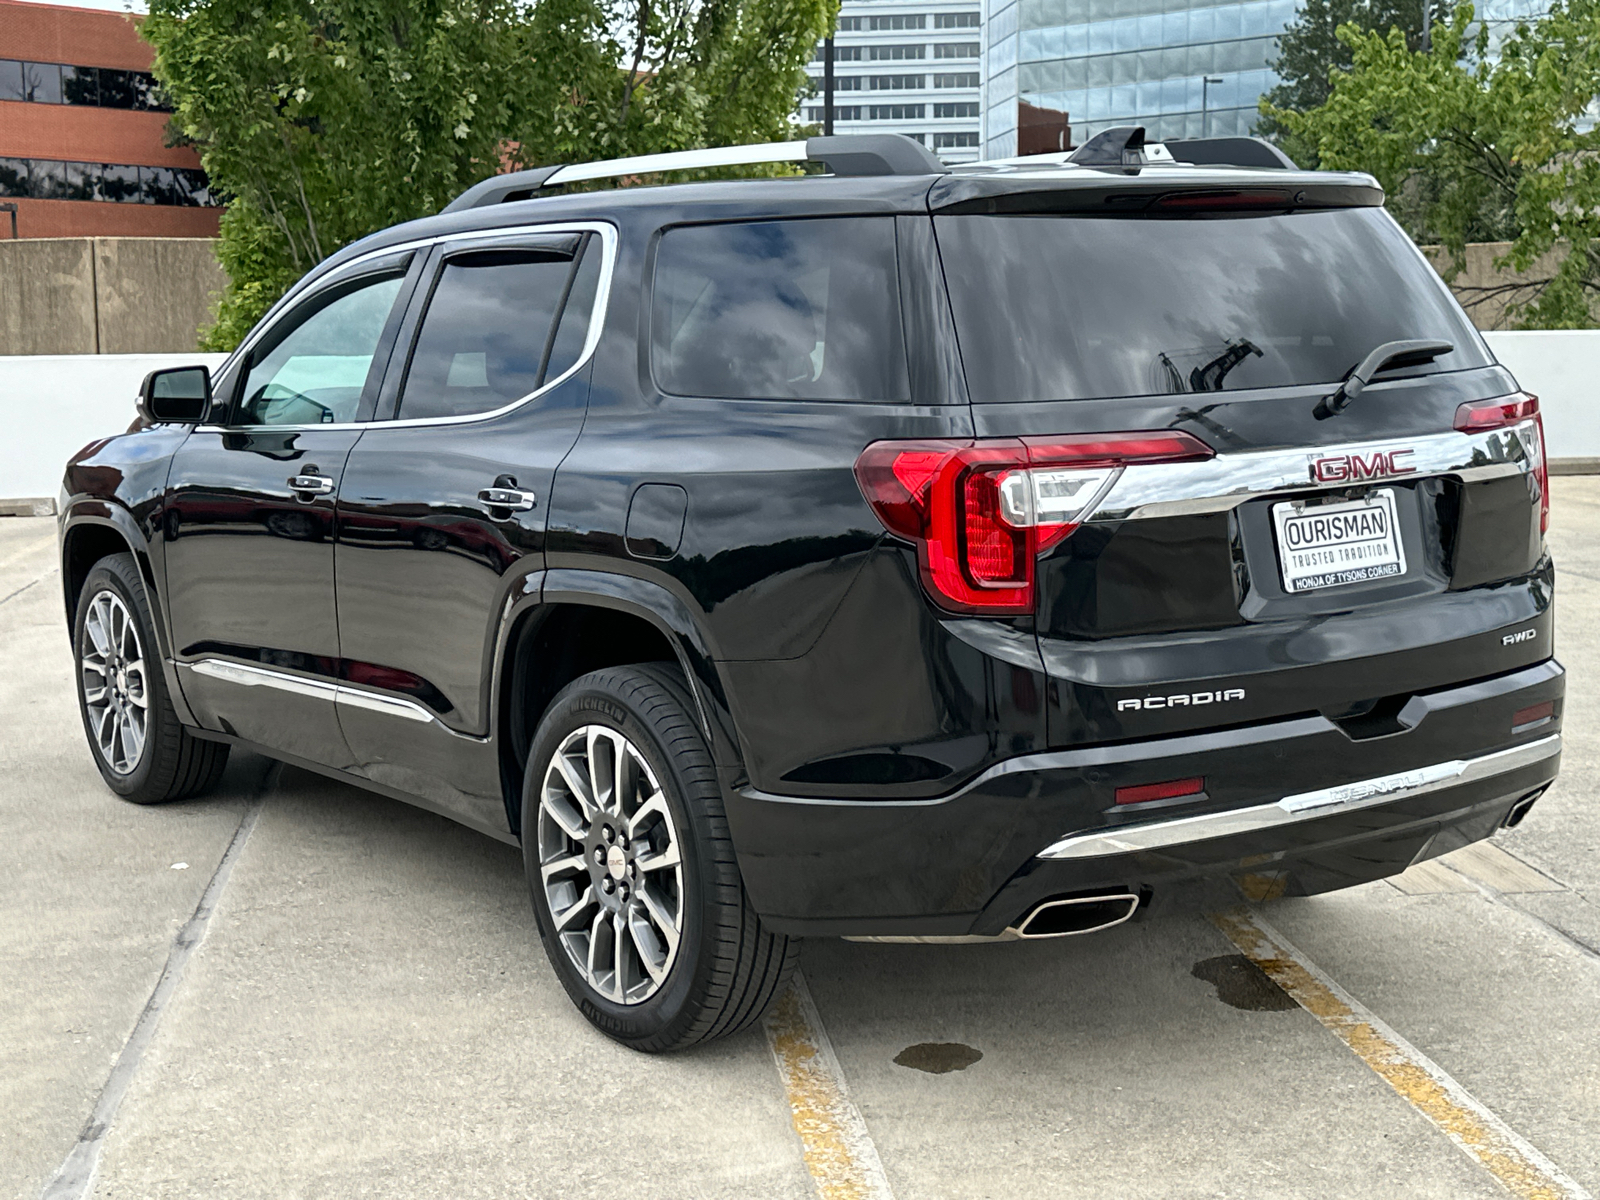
1315,339,1454,419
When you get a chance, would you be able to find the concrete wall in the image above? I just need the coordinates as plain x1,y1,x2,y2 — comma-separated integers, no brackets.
1485,331,1599,466
1425,242,1596,331
0,333,1594,506
1,352,226,504
0,237,225,355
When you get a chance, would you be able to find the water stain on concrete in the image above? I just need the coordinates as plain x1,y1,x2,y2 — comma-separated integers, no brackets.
1192,953,1299,1011
893,1042,984,1074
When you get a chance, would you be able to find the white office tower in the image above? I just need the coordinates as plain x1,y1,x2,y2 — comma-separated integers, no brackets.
803,0,985,165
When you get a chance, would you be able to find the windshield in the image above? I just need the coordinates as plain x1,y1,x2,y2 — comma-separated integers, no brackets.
935,208,1488,404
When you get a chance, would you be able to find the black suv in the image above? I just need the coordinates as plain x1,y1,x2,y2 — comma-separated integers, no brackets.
60,132,1562,1051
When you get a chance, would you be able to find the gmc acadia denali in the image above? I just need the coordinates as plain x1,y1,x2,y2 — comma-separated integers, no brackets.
59,132,1563,1051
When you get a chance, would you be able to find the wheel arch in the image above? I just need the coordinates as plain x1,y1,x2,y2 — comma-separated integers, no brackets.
496,570,745,837
60,505,195,726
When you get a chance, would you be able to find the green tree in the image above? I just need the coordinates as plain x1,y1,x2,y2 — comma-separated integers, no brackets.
1263,2,1600,328
144,0,834,349
1257,0,1425,166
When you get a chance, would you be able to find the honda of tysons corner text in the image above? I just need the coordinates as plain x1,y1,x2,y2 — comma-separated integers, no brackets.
59,131,1561,1051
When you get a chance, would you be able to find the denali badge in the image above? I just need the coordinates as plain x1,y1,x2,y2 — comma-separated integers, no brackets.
1118,688,1245,711
1503,628,1537,646
1311,448,1416,484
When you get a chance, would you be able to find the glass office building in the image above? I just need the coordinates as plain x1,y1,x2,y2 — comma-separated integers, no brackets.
983,0,1299,157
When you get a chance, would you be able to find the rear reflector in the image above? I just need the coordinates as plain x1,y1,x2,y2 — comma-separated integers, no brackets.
1115,777,1205,805
854,431,1214,614
1512,701,1554,729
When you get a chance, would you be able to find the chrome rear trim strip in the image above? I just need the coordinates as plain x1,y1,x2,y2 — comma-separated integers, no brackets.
335,687,435,723
181,659,437,725
187,658,339,702
1036,733,1560,860
1088,421,1539,523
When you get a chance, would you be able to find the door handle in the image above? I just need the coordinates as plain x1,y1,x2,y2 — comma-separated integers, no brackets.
478,487,537,512
288,473,334,496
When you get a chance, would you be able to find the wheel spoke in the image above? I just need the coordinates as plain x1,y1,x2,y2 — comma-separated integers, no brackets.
627,790,668,838
540,853,588,884
552,751,598,821
118,710,144,768
587,728,617,815
124,660,147,707
635,840,681,875
586,910,607,983
86,605,111,657
553,884,596,932
541,788,588,841
611,911,628,1000
628,910,668,984
637,881,681,959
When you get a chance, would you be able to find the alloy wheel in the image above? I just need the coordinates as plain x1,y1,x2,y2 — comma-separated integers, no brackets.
537,725,685,1004
80,588,148,775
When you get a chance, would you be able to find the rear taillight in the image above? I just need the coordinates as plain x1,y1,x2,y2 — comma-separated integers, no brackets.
854,431,1214,614
1454,392,1547,534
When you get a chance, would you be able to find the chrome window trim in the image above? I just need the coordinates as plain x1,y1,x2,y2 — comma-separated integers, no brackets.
1085,420,1539,524
1036,732,1560,860
181,658,439,727
201,220,618,434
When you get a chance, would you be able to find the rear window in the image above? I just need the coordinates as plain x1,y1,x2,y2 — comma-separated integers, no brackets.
936,208,1488,404
651,218,909,402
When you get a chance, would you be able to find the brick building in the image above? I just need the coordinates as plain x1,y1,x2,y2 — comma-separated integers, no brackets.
0,0,220,239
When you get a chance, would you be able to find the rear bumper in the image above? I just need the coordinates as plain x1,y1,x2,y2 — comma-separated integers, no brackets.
725,660,1564,936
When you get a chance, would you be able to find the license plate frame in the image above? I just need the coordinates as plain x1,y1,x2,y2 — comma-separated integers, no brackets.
1271,490,1406,594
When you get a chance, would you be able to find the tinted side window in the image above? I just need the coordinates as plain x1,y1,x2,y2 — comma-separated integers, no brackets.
238,274,404,426
397,248,578,421
542,243,602,384
651,218,909,402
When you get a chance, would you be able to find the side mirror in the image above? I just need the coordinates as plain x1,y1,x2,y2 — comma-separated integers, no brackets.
138,365,213,424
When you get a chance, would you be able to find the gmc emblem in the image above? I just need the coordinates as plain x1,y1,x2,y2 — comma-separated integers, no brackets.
1311,448,1416,484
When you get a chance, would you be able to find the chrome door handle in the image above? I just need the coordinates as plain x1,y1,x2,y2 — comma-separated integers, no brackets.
478,487,537,511
288,474,334,496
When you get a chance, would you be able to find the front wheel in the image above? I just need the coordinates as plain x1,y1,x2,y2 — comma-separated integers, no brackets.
73,552,229,804
523,664,796,1052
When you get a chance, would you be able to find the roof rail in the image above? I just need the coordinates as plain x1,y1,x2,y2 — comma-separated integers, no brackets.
442,134,947,213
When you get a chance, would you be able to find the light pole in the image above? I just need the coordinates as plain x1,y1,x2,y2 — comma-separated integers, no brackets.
824,35,835,136
1201,76,1224,138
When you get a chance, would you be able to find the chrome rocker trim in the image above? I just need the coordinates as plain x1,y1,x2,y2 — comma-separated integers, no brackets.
1036,733,1561,860
184,658,437,725
1087,420,1540,523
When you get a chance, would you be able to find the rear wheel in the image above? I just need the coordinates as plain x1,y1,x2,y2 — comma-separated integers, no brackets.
73,553,228,804
523,664,796,1051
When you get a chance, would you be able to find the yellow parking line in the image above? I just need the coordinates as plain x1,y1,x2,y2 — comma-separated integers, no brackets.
1212,908,1591,1200
764,972,895,1200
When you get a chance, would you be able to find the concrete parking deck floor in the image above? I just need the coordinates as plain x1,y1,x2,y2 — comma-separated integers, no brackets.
3,485,1597,1200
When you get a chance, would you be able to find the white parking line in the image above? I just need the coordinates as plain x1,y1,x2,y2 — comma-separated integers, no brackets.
764,970,895,1200
1213,907,1592,1200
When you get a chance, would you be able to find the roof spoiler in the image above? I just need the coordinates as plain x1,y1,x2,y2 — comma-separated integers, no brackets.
1068,126,1298,171
442,134,948,213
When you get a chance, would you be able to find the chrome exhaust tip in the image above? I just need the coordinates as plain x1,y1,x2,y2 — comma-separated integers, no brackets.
1503,786,1548,829
1010,892,1141,940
